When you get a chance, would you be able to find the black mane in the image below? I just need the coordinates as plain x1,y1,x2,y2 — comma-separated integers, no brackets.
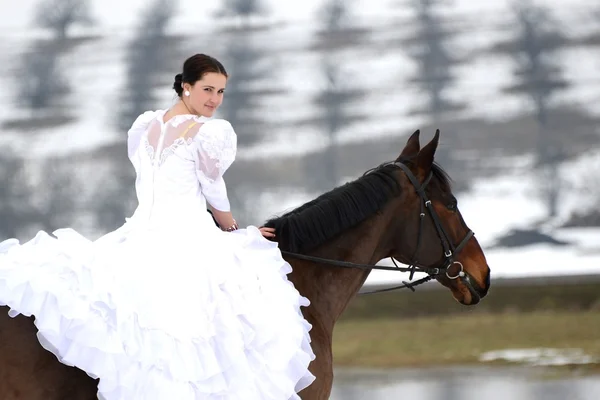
264,163,401,253
264,157,453,254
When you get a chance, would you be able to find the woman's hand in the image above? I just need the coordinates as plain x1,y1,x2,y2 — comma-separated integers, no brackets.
259,226,276,239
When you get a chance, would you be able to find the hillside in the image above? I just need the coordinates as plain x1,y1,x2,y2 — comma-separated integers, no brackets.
1,0,599,283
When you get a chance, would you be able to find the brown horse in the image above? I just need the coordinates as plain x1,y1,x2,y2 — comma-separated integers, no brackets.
0,130,490,399
267,129,491,399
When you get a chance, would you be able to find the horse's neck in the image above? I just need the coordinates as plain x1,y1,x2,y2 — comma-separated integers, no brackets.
294,216,389,327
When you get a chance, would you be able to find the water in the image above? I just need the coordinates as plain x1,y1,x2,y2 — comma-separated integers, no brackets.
330,366,600,400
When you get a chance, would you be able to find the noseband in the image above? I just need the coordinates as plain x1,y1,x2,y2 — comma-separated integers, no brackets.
280,161,478,297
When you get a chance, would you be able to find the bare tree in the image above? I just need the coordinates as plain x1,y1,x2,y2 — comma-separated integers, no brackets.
136,0,177,36
302,0,362,192
217,38,270,147
213,0,272,147
306,58,361,192
34,0,94,40
0,155,39,240
214,0,267,19
563,154,600,227
0,156,83,240
401,0,464,171
404,0,463,121
320,0,352,31
35,158,80,231
495,1,570,219
18,43,69,113
92,163,138,233
502,2,568,131
118,0,178,131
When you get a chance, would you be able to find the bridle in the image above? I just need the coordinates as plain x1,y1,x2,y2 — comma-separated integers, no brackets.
280,161,480,299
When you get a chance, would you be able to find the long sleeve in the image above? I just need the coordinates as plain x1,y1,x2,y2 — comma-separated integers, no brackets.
192,119,237,211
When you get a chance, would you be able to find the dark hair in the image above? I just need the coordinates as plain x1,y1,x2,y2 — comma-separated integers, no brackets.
173,54,228,97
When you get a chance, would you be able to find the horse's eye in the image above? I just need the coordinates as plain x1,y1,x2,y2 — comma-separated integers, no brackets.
447,199,458,211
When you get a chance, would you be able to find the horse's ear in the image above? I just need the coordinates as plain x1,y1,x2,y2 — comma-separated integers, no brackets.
397,129,420,160
416,129,440,174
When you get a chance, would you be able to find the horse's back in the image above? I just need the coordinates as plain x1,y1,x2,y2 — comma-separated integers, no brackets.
0,306,98,400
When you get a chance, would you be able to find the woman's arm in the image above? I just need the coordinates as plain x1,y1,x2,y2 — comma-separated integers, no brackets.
208,206,275,238
208,206,237,231
193,120,274,238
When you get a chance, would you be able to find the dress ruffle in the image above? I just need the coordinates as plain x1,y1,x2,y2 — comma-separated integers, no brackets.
0,225,315,400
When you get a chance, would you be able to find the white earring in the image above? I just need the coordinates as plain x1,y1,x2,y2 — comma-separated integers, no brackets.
184,90,190,97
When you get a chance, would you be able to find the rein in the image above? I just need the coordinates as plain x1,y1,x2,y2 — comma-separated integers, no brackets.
279,251,436,294
280,161,476,297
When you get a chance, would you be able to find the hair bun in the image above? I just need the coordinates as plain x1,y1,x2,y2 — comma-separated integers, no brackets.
173,73,183,96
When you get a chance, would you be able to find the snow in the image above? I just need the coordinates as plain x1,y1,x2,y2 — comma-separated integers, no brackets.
479,348,598,366
1,0,600,285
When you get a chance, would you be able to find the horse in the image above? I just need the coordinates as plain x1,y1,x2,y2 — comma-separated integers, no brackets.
0,129,490,399
266,129,490,399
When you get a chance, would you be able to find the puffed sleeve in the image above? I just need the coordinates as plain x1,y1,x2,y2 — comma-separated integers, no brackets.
192,119,237,211
127,110,157,168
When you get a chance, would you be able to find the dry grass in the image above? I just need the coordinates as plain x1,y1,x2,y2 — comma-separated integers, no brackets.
333,311,600,369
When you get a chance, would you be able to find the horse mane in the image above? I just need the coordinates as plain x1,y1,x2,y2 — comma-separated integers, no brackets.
264,157,453,254
264,163,401,253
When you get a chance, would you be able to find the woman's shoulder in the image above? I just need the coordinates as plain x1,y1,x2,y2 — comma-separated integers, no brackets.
193,119,237,157
197,119,236,139
128,109,164,132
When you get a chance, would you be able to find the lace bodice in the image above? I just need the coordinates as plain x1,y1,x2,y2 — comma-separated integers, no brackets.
125,110,237,226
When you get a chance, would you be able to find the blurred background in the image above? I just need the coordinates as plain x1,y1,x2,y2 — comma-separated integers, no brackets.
1,0,599,398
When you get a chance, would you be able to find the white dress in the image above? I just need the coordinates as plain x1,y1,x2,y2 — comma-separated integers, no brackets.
0,110,316,400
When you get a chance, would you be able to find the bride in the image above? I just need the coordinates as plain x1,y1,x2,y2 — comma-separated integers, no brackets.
0,53,316,399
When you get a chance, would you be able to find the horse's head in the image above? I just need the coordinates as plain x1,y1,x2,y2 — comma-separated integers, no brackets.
384,129,490,305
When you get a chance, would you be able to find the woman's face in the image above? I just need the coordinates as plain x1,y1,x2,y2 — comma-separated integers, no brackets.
184,72,227,117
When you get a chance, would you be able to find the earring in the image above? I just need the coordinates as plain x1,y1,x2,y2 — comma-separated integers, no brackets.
184,90,190,96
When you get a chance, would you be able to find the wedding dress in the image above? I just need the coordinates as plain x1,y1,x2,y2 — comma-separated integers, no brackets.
0,109,316,399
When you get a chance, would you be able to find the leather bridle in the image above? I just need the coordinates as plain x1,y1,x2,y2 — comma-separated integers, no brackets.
281,161,481,300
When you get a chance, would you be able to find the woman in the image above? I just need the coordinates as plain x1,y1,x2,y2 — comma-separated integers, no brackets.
0,54,315,399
